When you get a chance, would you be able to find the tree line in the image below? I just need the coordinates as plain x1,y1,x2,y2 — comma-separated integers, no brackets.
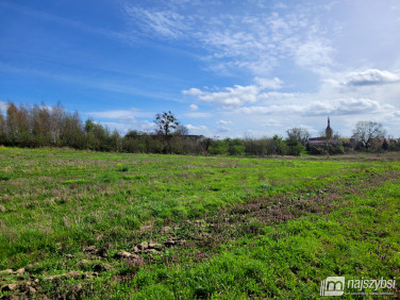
0,101,399,155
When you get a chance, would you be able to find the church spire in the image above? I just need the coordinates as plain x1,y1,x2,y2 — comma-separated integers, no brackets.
326,115,333,139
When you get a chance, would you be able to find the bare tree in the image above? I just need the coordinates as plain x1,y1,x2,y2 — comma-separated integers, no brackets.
175,125,189,136
352,121,385,150
60,111,84,148
286,127,310,145
6,103,19,144
50,102,66,145
0,110,5,143
32,104,51,145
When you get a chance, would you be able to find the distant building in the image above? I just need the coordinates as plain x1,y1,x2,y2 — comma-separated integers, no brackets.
308,116,334,145
325,116,333,139
308,137,326,145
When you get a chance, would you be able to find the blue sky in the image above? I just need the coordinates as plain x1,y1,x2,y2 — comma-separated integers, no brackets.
1,0,400,138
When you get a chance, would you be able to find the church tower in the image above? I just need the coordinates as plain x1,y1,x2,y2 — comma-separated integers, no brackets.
325,116,333,140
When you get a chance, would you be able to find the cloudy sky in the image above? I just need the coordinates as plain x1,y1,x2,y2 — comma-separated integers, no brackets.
1,0,400,138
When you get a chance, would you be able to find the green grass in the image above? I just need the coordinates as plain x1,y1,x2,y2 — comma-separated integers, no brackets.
0,147,399,298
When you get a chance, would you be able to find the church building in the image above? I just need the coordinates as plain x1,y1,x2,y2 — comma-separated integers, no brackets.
308,117,333,145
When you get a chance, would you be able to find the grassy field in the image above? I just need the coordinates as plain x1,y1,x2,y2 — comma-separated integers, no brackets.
0,147,399,298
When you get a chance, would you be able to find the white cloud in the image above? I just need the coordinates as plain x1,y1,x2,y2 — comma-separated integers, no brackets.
186,124,208,134
254,77,283,89
183,112,212,118
263,119,283,128
273,2,289,10
87,109,138,121
198,85,260,107
124,1,336,76
329,98,384,115
84,108,158,134
182,77,284,108
234,97,390,117
216,120,232,125
99,119,156,134
294,39,333,69
100,122,129,132
344,69,400,86
189,104,198,111
182,88,202,96
86,108,153,120
216,126,230,133
125,6,189,39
